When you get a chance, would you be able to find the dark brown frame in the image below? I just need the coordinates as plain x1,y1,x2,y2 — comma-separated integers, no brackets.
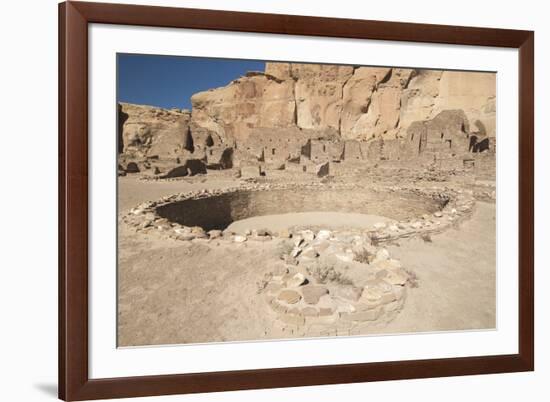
59,1,534,400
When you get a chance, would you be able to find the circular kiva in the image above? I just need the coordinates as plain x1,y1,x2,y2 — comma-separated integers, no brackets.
122,182,477,245
121,182,480,329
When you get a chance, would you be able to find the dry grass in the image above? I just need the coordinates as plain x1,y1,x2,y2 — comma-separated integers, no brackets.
354,248,374,264
370,234,380,247
277,241,295,259
307,263,354,286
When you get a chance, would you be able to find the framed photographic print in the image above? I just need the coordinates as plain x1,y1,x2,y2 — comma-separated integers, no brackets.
59,1,534,400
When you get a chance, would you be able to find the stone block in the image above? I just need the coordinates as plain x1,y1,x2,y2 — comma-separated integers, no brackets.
277,289,302,304
301,285,329,305
301,307,319,317
332,286,363,302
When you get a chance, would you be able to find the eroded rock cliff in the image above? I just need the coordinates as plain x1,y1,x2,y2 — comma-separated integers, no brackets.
119,103,192,158
117,62,496,178
189,62,495,144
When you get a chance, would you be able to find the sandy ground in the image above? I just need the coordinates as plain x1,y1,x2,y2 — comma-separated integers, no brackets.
117,177,495,346
376,201,496,333
228,212,393,233
118,175,234,210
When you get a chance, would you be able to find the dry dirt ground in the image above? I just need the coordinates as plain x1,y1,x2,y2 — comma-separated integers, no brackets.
117,176,495,347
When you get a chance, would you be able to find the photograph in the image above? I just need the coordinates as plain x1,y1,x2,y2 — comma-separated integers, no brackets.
117,54,497,347
2,0,545,401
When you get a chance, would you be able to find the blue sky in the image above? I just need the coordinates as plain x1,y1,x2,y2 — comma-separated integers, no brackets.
117,54,265,110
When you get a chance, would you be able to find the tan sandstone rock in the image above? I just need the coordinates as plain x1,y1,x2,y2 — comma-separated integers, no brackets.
119,103,192,158
119,62,496,172
190,72,296,143
278,289,302,304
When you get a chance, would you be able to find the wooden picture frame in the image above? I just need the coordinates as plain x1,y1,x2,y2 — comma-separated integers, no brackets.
59,1,534,400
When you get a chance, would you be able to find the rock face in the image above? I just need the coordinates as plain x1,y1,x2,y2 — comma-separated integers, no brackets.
291,64,354,133
190,71,296,144
118,103,192,158
118,62,496,177
341,67,413,140
190,63,495,143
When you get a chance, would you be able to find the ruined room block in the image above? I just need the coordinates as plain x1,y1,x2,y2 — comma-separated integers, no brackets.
205,146,234,169
185,159,208,175
328,161,343,175
263,161,286,172
125,161,140,173
300,158,318,174
240,165,261,178
161,159,207,178
301,139,312,159
359,142,371,161
327,142,344,161
189,123,222,150
424,110,472,154
402,121,426,159
245,144,265,161
363,139,384,162
161,165,188,178
287,146,302,161
343,140,363,161
231,148,259,168
427,110,471,138
262,145,290,164
403,110,475,159
426,128,459,154
452,134,471,153
285,161,307,173
381,139,401,160
308,140,330,163
147,158,182,175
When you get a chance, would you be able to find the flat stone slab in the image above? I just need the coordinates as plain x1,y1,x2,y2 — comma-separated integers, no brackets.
332,285,363,302
301,285,329,305
278,289,302,304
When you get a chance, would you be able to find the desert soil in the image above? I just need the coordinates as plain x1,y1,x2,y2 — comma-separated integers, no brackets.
117,176,495,347
227,212,393,233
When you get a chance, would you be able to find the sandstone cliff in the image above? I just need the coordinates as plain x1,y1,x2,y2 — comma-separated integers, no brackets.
190,63,495,144
118,103,192,157
117,62,496,177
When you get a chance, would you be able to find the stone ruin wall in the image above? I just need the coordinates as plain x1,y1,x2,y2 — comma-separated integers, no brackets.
118,62,496,178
